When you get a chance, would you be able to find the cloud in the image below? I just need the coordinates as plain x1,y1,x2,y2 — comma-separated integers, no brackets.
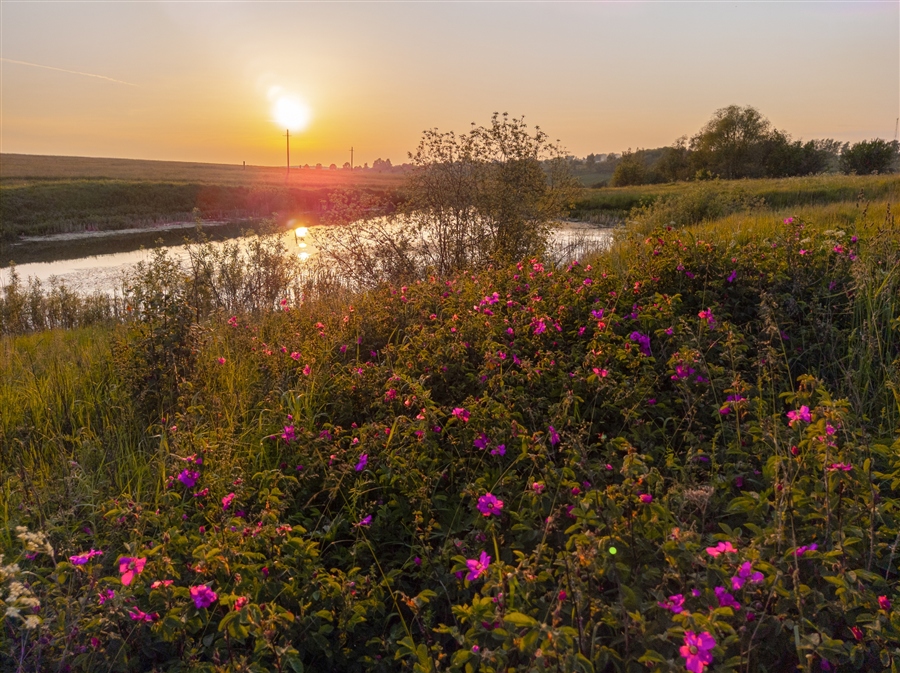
1,58,137,86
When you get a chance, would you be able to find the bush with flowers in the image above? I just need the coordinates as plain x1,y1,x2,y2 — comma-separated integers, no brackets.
1,209,899,672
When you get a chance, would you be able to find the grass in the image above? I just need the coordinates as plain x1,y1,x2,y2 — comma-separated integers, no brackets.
1,179,899,672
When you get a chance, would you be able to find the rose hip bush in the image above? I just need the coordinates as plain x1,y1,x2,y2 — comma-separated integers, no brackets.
2,217,899,672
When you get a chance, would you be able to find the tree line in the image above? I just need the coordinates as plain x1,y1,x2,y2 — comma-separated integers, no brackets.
591,105,899,187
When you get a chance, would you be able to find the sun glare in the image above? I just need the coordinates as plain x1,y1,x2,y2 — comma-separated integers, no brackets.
273,96,312,131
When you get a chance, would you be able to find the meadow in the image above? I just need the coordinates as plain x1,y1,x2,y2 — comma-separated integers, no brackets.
1,177,899,672
0,154,406,242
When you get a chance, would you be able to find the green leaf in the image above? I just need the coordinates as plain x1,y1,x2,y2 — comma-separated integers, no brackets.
504,612,539,628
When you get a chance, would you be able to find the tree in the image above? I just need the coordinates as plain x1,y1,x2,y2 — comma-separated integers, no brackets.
610,149,646,186
839,139,899,175
652,137,692,183
690,105,772,179
315,113,581,285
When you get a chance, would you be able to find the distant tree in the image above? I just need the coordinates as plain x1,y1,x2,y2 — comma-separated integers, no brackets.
610,149,646,187
329,163,337,170
840,139,899,175
586,153,597,168
690,105,772,179
342,162,351,170
372,158,393,172
764,132,835,177
652,137,692,182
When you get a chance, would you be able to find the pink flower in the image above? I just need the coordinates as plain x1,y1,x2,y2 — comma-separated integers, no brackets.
794,543,818,556
473,433,490,450
451,407,470,422
477,493,504,517
190,585,218,609
356,514,373,527
69,549,103,565
878,595,891,611
465,550,491,581
118,557,147,586
786,405,812,427
532,482,545,494
151,580,173,589
355,453,368,471
217,357,226,365
715,586,741,610
680,630,716,673
290,352,301,361
658,593,685,613
128,608,158,622
222,492,235,509
705,541,737,557
639,493,653,504
850,625,863,641
97,589,115,605
490,444,506,456
784,217,795,224
177,469,200,488
233,596,249,611
302,364,311,376
698,309,716,327
281,425,296,442
826,462,852,472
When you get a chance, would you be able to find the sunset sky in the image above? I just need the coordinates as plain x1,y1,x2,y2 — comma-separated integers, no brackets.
1,1,897,168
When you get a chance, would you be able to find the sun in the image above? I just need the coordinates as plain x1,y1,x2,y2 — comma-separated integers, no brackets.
273,95,312,131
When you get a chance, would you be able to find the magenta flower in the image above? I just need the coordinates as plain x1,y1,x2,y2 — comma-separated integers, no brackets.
290,351,301,361
705,541,737,557
490,444,506,456
150,580,173,589
477,493,504,517
548,425,560,446
731,562,764,590
222,492,235,510
639,493,653,504
128,608,158,622
217,357,226,365
680,630,716,673
878,595,891,611
794,543,818,556
451,407,470,422
281,425,296,442
532,482,545,494
786,405,812,427
727,270,737,283
629,331,652,356
356,514,373,527
784,217,795,224
69,549,103,565
465,550,491,581
97,589,115,605
715,586,741,610
190,585,218,609
473,433,490,450
355,453,368,471
118,557,147,586
698,309,716,327
177,469,200,488
826,462,852,472
658,593,685,613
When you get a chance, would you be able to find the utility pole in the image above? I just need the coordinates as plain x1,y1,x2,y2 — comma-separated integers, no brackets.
350,146,354,171
285,129,291,177
894,117,898,142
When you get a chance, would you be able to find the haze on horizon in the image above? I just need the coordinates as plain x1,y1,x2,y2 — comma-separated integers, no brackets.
1,1,897,169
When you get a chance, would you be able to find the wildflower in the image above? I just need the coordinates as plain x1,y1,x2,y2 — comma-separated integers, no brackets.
628,331,651,356
190,585,218,609
731,562,764,590
355,453,368,471
150,580,173,589
786,405,812,427
532,318,547,335
658,593,685,613
850,626,863,641
129,608,157,622
356,515,372,527
233,596,249,610
548,425,560,446
490,444,506,456
639,493,653,504
222,493,235,510
465,550,491,581
877,595,891,611
177,469,200,488
451,407,470,422
473,433,490,450
477,493,504,517
705,541,737,557
281,425,296,442
302,364,311,376
727,269,737,283
826,462,852,472
97,589,115,605
680,630,716,673
698,309,716,327
715,586,741,610
532,482,545,494
69,549,102,566
217,357,226,365
290,352,301,361
784,217,795,224
118,557,146,586
794,543,819,556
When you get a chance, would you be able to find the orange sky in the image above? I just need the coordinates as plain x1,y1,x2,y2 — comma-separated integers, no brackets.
1,2,897,167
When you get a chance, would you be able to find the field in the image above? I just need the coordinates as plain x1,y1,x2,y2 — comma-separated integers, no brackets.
0,154,407,242
1,176,899,672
